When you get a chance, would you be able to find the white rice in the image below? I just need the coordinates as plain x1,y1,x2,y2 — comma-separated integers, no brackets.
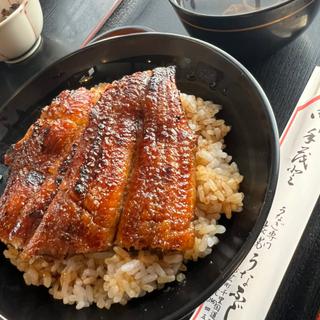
3,93,244,310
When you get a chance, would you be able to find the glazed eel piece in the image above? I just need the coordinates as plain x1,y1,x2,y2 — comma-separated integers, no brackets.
0,88,100,248
0,67,196,258
23,71,151,258
116,66,196,251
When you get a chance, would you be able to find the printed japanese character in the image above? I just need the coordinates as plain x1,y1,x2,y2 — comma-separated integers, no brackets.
229,286,245,300
274,220,284,228
224,303,237,320
214,304,221,312
267,230,277,242
240,270,247,279
310,110,320,119
255,236,265,250
275,206,286,222
287,165,303,186
224,286,247,320
221,289,228,296
265,241,272,249
261,220,269,235
243,275,254,287
218,296,224,304
276,206,286,217
304,128,317,144
271,224,278,232
210,310,217,319
291,146,310,170
247,253,259,271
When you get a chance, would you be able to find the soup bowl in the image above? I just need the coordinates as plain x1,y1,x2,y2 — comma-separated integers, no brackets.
169,0,320,62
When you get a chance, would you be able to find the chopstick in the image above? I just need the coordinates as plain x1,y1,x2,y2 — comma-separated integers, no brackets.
80,0,124,48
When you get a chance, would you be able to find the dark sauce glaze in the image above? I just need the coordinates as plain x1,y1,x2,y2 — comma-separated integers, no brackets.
23,71,152,258
0,88,97,248
0,67,196,258
116,67,196,251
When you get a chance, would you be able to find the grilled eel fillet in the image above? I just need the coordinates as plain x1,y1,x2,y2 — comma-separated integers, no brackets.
116,66,196,251
0,67,196,258
0,88,101,248
23,71,151,257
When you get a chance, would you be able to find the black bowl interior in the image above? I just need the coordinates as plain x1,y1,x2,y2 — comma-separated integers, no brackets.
0,33,279,320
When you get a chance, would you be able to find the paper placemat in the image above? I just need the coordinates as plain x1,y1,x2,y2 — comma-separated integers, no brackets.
191,66,320,320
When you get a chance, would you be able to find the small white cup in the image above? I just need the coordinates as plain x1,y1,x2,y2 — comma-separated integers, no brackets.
0,0,43,63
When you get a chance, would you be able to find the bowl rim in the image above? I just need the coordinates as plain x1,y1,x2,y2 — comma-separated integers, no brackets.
88,25,155,44
168,0,301,18
0,32,280,320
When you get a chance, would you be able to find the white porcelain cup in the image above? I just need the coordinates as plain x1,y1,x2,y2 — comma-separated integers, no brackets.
0,0,43,63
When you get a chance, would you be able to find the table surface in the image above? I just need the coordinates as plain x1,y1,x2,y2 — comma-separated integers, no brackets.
1,1,320,319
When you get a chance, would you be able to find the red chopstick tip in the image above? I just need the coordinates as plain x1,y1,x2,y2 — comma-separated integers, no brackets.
191,303,204,320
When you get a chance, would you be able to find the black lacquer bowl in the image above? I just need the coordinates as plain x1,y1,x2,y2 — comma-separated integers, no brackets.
169,0,320,62
0,33,279,320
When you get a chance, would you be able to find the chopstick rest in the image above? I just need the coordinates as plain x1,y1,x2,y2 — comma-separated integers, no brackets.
191,66,320,320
